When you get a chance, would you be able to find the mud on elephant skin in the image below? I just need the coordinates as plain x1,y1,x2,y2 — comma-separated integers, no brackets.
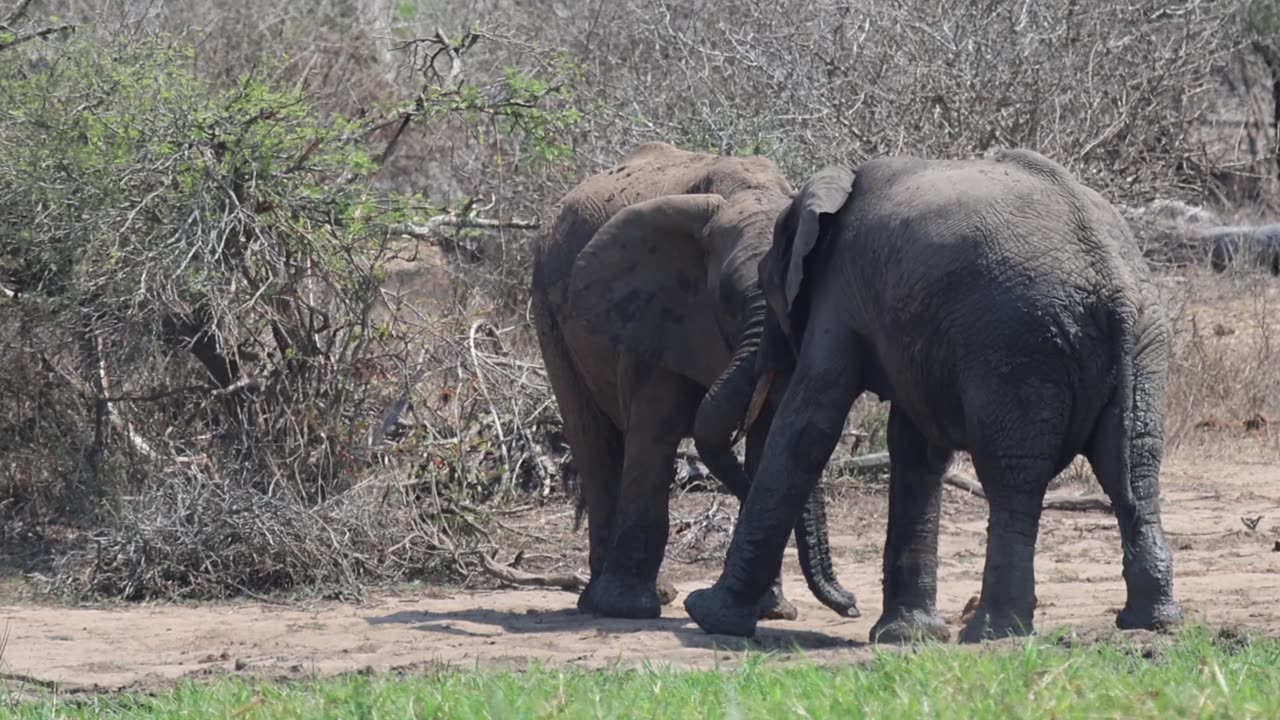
530,142,858,621
685,148,1182,643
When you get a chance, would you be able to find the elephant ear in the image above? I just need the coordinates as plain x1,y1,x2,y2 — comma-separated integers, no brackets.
567,193,729,383
760,165,856,338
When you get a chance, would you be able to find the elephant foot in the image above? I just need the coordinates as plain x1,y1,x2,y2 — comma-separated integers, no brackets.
578,574,662,619
1116,599,1182,633
757,580,799,621
684,583,758,637
958,606,1035,644
870,608,951,645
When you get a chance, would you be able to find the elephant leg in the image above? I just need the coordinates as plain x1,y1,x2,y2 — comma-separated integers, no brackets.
870,406,952,644
695,381,797,622
959,382,1065,643
741,399,798,622
685,327,863,637
588,363,698,619
1084,378,1180,632
533,315,625,615
567,405,624,615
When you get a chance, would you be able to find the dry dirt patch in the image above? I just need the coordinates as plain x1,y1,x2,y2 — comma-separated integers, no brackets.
3,457,1280,694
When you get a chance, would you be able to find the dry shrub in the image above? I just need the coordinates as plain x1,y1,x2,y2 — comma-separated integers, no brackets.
1164,269,1280,457
48,468,439,600
0,23,577,598
36,307,567,600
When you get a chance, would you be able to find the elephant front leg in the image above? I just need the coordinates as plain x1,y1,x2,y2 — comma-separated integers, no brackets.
870,406,952,644
685,350,862,637
696,388,798,622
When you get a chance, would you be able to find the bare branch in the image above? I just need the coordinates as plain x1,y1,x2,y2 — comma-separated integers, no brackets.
842,453,1114,512
478,553,588,592
391,213,541,237
0,0,33,29
0,23,74,51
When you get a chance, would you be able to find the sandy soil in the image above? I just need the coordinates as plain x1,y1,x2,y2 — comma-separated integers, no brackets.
3,455,1280,694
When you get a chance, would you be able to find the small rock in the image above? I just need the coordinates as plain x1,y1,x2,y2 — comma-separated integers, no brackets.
1212,323,1235,336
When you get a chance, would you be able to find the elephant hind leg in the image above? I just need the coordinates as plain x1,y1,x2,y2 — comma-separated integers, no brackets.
531,310,623,613
958,381,1067,644
1084,382,1179,632
570,406,625,614
587,361,702,619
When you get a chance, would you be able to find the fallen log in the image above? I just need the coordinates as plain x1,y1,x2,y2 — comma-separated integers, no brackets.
478,554,679,603
479,553,589,592
840,452,1113,513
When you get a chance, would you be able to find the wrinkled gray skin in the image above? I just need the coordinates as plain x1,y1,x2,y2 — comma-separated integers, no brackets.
1205,224,1280,275
685,149,1182,643
531,142,858,621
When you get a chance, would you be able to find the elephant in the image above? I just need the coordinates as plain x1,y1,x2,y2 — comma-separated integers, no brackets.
530,142,859,621
684,148,1183,643
1204,224,1280,275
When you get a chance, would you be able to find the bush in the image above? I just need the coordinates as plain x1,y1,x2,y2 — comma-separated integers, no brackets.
0,28,578,598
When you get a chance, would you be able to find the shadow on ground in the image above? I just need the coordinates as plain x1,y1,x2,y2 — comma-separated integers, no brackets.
365,607,864,653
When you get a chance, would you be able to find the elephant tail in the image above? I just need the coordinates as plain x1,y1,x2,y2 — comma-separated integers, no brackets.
530,269,613,533
1109,308,1139,522
1105,301,1166,553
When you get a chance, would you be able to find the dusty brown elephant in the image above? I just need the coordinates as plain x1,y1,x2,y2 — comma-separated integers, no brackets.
531,142,858,620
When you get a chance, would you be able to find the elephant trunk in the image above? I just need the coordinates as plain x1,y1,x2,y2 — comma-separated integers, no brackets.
694,293,859,617
693,292,768,502
792,472,859,617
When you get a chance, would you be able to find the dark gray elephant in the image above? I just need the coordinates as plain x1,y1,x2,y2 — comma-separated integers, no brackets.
684,148,1182,643
1205,224,1280,275
530,142,858,620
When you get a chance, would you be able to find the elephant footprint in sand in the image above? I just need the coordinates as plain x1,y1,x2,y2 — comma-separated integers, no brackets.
685,148,1183,643
531,142,859,621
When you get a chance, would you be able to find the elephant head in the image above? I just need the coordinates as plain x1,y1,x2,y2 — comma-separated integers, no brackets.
567,185,859,619
745,166,858,440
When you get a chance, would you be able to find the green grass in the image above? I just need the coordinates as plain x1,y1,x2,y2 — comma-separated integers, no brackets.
7,627,1280,719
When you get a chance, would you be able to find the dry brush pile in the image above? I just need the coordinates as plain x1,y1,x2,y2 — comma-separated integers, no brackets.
1,0,1278,601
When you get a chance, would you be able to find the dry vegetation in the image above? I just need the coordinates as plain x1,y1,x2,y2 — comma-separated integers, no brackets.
1,0,1279,602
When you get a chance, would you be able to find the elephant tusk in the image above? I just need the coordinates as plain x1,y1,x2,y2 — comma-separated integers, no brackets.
738,370,775,444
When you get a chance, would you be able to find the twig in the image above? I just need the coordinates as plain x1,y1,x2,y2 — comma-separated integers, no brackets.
41,348,160,460
478,553,588,592
391,214,540,236
0,23,75,51
434,28,465,90
0,671,60,690
469,319,511,479
0,0,33,28
842,452,1113,512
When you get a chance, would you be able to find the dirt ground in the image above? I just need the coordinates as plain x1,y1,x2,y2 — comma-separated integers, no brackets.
4,452,1280,694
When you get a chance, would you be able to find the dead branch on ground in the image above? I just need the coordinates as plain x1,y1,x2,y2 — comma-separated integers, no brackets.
842,452,1114,512
478,553,588,592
